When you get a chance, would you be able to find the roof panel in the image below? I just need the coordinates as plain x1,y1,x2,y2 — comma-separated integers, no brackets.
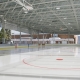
0,0,80,34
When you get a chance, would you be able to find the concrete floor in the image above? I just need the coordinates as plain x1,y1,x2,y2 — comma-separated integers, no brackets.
0,45,80,80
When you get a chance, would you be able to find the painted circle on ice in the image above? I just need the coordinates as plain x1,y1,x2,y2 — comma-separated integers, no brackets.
23,59,80,70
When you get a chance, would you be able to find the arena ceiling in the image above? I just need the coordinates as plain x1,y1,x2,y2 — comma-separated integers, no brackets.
0,0,80,34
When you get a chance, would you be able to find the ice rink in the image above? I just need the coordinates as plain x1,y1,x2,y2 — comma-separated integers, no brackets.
0,45,80,80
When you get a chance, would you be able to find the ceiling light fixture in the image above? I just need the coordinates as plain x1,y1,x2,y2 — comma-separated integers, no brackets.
24,11,28,13
32,26,34,28
68,23,71,25
0,15,3,17
49,24,51,25
64,18,67,19
56,7,60,10
40,19,42,21
4,20,6,22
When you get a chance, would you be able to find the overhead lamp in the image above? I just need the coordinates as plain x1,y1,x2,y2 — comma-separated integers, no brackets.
32,26,34,28
60,28,67,30
24,11,28,13
68,23,71,25
49,24,51,25
56,7,60,10
40,19,42,21
25,6,33,11
0,15,3,17
64,18,67,19
23,7,28,13
4,20,6,22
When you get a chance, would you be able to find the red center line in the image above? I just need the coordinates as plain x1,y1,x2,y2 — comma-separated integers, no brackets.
23,59,80,70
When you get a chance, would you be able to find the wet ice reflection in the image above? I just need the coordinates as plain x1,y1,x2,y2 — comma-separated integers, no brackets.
0,46,80,79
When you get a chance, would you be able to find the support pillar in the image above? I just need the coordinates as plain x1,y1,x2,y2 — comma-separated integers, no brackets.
53,33,55,44
43,32,44,44
29,29,33,44
30,32,33,44
52,33,54,44
51,33,53,44
20,27,21,44
37,31,39,44
68,32,70,44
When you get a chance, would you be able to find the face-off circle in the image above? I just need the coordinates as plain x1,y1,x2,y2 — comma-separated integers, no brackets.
23,59,80,70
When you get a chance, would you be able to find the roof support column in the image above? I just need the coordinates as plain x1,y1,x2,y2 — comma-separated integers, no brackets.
43,32,45,44
51,33,53,44
53,33,55,44
30,32,33,44
29,29,33,44
68,32,70,44
20,27,21,44
37,30,40,44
